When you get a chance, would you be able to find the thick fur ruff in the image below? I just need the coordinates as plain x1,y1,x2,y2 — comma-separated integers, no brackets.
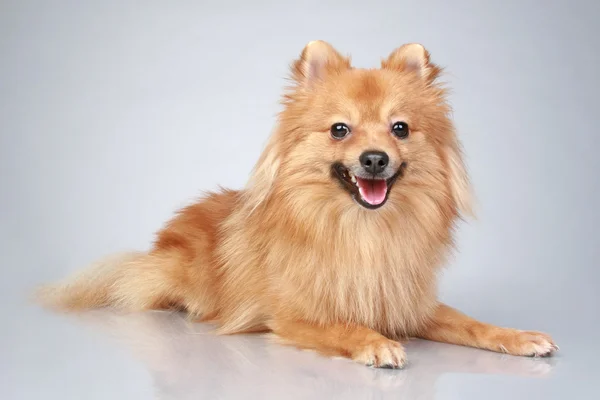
37,41,557,367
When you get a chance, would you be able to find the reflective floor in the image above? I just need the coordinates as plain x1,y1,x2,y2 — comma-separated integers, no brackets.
3,304,595,400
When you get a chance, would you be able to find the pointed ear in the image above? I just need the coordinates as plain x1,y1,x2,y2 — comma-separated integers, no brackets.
382,43,441,83
291,40,351,87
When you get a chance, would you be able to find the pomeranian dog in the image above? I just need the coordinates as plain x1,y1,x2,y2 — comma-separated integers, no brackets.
37,41,558,368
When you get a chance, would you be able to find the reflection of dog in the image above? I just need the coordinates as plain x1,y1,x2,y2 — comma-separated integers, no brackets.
75,311,555,400
37,41,557,368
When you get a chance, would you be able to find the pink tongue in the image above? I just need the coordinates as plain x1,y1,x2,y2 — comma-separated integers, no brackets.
356,177,388,205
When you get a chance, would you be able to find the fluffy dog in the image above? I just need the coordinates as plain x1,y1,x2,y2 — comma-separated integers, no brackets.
37,41,557,368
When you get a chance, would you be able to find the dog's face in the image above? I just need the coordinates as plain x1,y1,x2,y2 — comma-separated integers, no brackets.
247,41,472,217
286,66,438,210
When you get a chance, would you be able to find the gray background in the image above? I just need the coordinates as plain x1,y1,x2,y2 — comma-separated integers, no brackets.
1,1,598,399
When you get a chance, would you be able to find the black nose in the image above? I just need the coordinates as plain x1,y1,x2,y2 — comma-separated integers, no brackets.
359,151,389,174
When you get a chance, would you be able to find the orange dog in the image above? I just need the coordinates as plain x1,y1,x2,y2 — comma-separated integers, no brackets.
37,41,557,368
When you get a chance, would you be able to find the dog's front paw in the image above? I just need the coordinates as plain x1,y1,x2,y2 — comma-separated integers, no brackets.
351,337,407,369
495,329,558,357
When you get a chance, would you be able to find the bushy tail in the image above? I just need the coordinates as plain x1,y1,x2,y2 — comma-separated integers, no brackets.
35,251,178,312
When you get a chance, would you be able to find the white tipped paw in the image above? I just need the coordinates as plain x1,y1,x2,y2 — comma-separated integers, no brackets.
497,330,558,358
352,338,407,369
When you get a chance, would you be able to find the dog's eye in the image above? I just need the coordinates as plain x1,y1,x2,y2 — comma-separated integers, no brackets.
392,121,409,139
330,123,351,139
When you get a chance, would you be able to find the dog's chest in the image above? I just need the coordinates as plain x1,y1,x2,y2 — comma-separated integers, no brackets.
330,244,438,333
274,229,442,336
267,203,451,335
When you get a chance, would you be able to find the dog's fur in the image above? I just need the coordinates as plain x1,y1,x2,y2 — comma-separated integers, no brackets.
37,41,557,368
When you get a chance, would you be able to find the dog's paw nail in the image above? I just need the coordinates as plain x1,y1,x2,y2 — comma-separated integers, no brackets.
353,338,407,369
495,330,557,358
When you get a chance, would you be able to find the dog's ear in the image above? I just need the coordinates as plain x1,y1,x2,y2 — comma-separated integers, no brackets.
382,43,441,84
444,139,475,219
291,40,351,87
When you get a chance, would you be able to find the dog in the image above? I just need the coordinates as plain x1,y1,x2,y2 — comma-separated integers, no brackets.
37,41,558,368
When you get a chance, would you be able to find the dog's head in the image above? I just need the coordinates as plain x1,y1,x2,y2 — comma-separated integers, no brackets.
245,41,473,218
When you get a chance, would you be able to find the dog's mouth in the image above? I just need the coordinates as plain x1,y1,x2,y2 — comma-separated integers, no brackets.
331,162,407,210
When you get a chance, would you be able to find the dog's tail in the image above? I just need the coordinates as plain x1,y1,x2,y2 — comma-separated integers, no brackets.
35,251,180,312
